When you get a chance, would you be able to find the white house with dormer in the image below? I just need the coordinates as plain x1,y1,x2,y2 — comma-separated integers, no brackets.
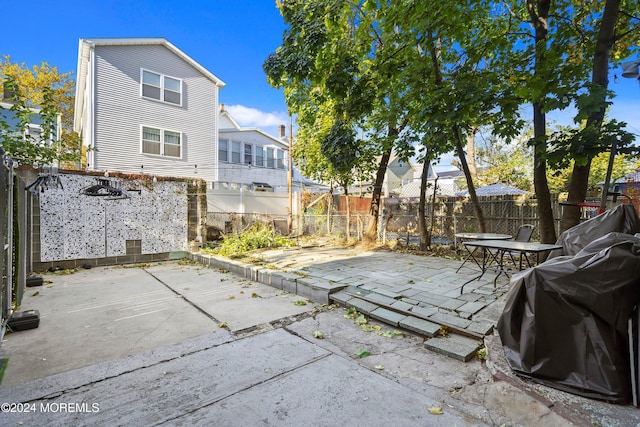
217,105,319,192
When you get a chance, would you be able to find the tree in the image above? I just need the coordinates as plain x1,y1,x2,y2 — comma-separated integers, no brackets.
265,0,414,242
0,55,81,167
560,0,639,231
476,134,534,191
389,1,526,239
0,77,80,166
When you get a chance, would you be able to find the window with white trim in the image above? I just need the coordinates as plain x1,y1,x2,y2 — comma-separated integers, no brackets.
231,141,241,163
277,150,285,169
266,148,275,168
244,143,253,165
219,139,228,162
141,69,182,105
255,146,264,167
142,126,181,158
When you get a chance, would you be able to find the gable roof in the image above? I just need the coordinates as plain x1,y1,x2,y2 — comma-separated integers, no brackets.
218,108,288,149
455,183,531,197
74,38,226,129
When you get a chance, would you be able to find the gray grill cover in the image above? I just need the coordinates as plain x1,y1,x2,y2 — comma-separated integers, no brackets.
498,231,640,403
549,203,640,258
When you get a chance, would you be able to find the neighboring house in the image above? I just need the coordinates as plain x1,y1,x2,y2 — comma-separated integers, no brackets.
610,169,640,195
348,154,415,196
0,101,46,143
393,164,462,198
74,38,225,183
217,105,322,192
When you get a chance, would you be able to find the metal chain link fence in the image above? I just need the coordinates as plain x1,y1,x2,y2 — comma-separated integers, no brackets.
206,194,611,245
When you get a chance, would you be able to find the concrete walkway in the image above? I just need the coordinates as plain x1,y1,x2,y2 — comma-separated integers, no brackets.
1,250,639,426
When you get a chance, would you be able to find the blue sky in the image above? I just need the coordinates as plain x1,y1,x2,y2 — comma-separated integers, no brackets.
3,0,639,170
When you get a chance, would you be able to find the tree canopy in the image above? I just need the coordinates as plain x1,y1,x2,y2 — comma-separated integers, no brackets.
0,55,81,166
266,0,639,241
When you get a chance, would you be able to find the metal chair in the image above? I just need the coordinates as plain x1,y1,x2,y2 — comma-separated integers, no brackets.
502,224,535,270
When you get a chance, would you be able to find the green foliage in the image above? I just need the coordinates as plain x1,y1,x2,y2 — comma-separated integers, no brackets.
0,77,81,165
203,225,296,258
476,132,534,191
1,56,81,167
548,152,639,194
547,120,638,170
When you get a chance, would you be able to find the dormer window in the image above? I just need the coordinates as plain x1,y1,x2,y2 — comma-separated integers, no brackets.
141,69,182,106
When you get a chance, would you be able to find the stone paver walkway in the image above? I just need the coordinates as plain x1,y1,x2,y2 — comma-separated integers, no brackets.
191,244,514,361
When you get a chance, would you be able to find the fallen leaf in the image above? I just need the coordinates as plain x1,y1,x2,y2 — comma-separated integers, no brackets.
428,406,443,415
374,365,384,370
355,314,368,325
313,330,324,339
219,322,228,328
251,293,259,298
32,291,40,296
380,330,403,338
292,300,307,306
354,348,370,358
228,295,235,299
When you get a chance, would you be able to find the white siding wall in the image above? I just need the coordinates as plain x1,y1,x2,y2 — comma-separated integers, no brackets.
218,129,303,190
91,45,218,182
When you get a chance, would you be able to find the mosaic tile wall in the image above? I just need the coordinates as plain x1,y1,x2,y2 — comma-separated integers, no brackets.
38,174,188,262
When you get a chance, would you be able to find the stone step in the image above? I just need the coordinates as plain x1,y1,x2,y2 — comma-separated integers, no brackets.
329,291,485,362
190,253,487,362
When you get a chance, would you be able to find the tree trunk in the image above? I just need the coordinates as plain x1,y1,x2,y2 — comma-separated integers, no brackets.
454,125,486,232
343,183,351,240
527,0,556,244
418,149,430,250
429,176,439,246
561,0,621,233
364,144,393,242
466,127,478,181
533,103,556,244
427,36,485,233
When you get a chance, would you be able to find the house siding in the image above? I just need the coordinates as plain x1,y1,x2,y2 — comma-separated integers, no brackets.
91,45,218,182
218,129,300,190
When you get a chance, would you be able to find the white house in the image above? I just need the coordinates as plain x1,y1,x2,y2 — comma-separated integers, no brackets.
74,38,225,183
217,105,317,192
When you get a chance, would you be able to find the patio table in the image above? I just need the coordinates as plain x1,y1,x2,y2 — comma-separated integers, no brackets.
454,232,512,273
459,239,563,294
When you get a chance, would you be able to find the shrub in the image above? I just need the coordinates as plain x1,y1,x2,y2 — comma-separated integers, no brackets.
203,225,295,258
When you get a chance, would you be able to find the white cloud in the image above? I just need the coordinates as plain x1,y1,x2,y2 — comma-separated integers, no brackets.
225,105,289,128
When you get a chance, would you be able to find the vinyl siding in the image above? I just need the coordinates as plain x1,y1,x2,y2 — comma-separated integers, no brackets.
92,45,218,182
218,129,300,190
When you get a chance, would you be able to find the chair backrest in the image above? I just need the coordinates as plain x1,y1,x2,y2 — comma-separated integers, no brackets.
514,224,535,242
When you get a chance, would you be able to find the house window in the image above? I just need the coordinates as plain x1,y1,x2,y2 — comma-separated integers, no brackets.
219,139,228,162
244,144,253,165
277,150,285,169
266,148,275,168
141,69,182,106
231,141,241,163
255,146,264,167
142,126,181,158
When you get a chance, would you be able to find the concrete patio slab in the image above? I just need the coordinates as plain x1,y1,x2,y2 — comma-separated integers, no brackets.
1,261,318,387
